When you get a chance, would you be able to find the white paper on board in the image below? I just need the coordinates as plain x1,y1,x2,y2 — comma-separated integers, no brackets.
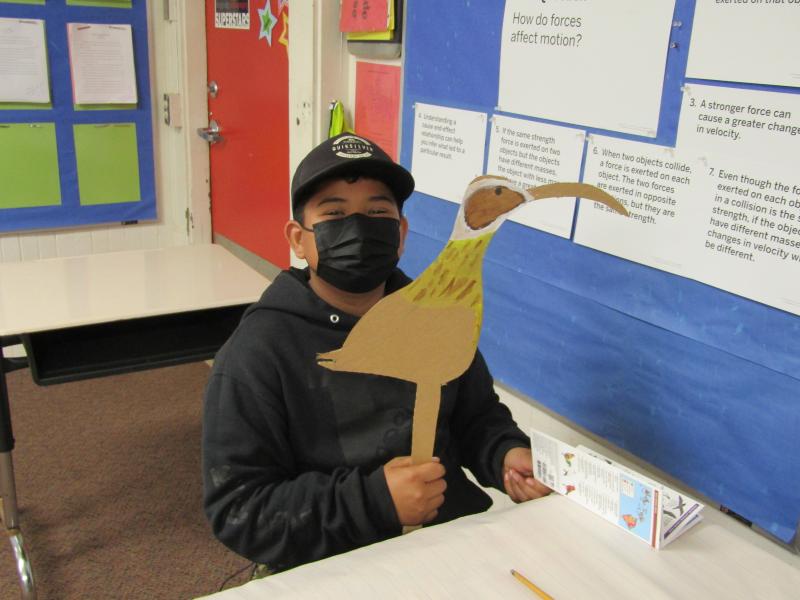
577,135,800,317
693,154,800,317
575,135,701,278
497,0,675,137
0,18,50,104
487,115,585,238
67,23,138,105
686,0,800,88
410,103,487,204
677,84,800,167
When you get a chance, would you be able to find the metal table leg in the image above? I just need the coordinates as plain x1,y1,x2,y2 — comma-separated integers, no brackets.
0,344,36,599
1,454,35,599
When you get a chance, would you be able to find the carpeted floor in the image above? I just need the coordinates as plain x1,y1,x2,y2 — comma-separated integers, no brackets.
0,362,252,599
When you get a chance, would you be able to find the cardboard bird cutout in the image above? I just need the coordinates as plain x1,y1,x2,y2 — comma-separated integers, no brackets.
317,176,627,474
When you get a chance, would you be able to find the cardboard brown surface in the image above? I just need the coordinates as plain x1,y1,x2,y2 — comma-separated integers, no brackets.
317,300,475,385
530,182,630,216
317,177,627,470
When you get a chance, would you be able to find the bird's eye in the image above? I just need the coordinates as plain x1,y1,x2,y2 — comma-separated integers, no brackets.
494,187,502,196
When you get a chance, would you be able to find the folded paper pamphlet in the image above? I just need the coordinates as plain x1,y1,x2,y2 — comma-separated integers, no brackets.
530,428,704,548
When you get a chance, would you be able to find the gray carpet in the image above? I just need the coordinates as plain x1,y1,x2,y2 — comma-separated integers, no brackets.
0,362,251,599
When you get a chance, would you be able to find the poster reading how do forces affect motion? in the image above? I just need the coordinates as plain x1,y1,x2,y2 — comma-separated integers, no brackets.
498,0,675,137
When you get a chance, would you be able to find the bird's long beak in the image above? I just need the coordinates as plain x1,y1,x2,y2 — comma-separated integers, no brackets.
526,183,629,216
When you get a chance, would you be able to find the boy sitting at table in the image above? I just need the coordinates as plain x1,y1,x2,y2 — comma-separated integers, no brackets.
202,134,550,574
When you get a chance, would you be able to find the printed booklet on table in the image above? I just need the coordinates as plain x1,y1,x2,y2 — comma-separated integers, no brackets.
530,428,704,548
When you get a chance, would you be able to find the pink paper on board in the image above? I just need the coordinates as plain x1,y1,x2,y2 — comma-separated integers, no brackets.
339,0,389,33
355,62,400,161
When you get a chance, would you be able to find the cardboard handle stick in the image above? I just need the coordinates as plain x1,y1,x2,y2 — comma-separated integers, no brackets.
403,380,442,534
410,380,441,464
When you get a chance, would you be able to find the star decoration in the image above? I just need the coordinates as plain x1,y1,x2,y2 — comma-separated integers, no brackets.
278,11,289,49
258,0,277,45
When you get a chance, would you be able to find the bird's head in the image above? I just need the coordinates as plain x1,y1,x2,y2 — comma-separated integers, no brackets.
452,175,628,240
452,175,532,240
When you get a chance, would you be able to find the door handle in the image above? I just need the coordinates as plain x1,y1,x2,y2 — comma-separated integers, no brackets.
197,119,224,144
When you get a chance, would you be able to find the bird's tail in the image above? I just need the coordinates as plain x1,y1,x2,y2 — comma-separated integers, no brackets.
528,182,628,216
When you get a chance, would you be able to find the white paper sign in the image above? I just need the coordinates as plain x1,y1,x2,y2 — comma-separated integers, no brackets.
677,84,800,166
487,115,585,238
576,135,800,317
215,0,251,30
576,135,700,277
0,18,50,104
498,0,675,137
696,155,800,316
410,103,487,204
67,23,138,105
686,0,800,88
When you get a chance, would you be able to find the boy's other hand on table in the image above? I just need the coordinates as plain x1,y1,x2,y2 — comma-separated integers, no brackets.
502,447,551,503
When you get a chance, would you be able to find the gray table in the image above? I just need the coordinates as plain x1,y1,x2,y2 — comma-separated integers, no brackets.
199,493,800,599
0,244,267,599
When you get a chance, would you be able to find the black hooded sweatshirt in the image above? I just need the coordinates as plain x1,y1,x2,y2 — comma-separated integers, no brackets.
202,267,529,572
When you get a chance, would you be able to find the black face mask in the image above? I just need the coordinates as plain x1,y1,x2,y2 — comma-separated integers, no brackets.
305,213,401,293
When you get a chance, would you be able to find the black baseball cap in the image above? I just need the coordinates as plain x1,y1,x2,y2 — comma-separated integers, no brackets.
291,134,415,212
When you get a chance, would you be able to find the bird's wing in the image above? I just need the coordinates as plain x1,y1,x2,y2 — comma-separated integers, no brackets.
318,292,476,384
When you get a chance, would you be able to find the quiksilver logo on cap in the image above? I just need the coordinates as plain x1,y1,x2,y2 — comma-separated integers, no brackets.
332,135,373,159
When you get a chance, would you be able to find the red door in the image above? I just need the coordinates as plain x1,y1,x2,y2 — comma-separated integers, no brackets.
204,0,290,268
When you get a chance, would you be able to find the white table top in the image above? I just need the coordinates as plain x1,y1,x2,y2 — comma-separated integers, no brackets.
0,244,268,336
200,495,800,600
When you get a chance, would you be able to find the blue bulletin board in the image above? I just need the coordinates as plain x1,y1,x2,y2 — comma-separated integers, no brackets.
0,1,155,233
398,0,799,544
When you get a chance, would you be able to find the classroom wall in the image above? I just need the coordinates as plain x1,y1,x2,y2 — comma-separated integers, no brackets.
0,1,208,264
177,0,797,548
329,5,680,516
288,0,352,269
394,0,800,546
16,2,762,530
1,1,765,534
